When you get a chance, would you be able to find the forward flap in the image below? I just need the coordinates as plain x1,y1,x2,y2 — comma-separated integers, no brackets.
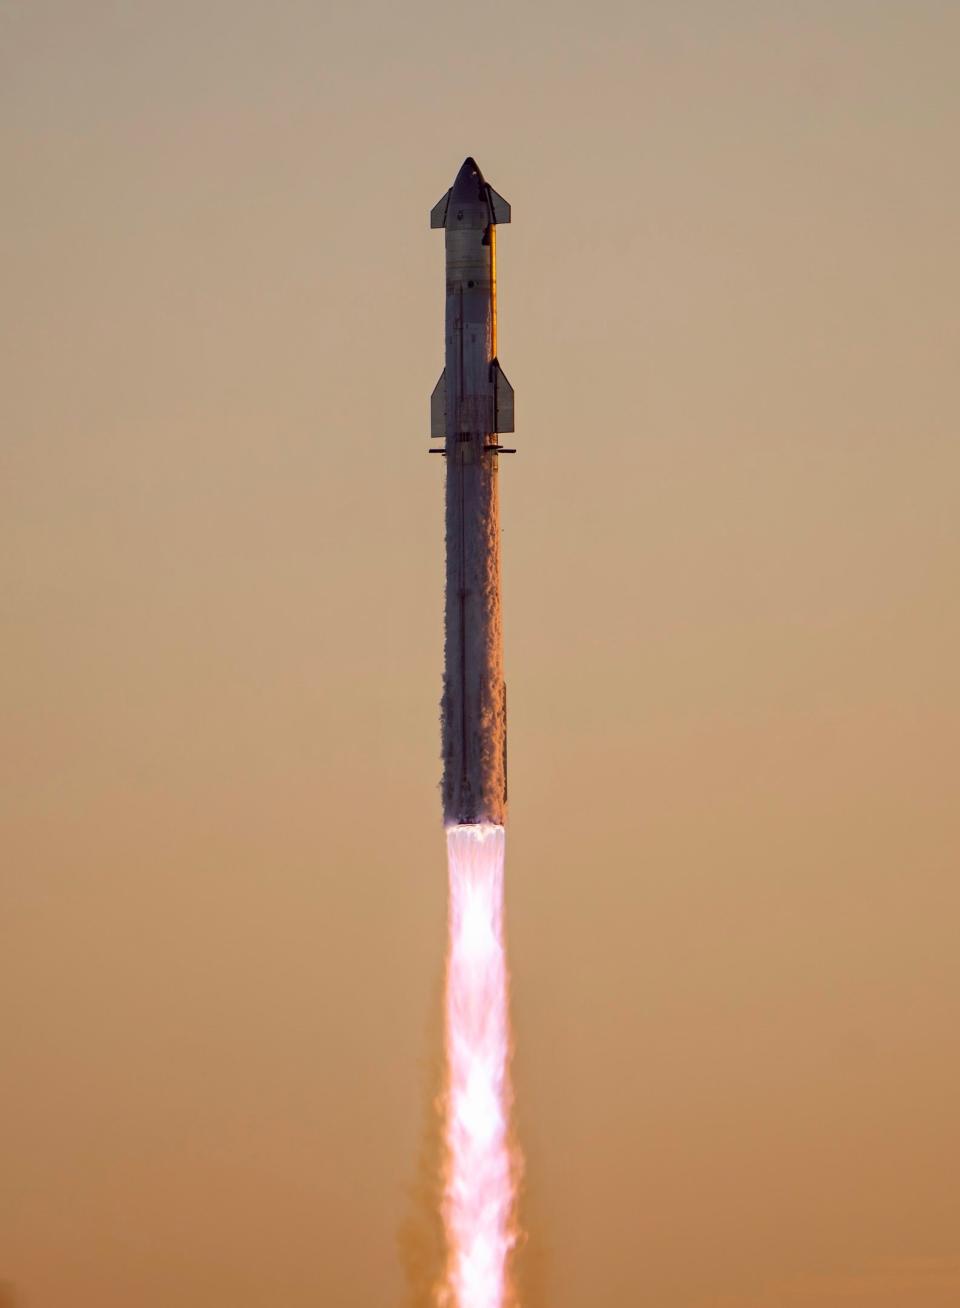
430,368,446,437
486,186,511,225
430,190,451,229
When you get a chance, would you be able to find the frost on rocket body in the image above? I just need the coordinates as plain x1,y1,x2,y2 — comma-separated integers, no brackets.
442,444,506,827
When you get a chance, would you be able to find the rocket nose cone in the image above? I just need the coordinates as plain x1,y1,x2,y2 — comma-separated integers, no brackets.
451,156,487,202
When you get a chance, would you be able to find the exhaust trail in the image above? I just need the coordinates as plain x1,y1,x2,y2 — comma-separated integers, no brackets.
442,824,518,1308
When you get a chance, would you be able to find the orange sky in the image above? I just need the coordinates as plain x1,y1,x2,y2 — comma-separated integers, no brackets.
2,3,959,1306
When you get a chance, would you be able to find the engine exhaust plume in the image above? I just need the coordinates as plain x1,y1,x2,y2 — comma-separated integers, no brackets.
441,823,519,1308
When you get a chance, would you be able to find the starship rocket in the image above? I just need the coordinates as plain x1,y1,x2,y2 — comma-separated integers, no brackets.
430,157,515,827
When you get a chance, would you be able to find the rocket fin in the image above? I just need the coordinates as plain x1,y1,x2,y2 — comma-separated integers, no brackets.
491,359,514,433
430,189,451,229
431,368,447,437
486,186,511,225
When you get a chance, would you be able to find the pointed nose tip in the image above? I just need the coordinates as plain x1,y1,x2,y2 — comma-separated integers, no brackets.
451,155,486,201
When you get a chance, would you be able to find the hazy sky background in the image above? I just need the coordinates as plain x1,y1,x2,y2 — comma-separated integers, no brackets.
2,2,959,1305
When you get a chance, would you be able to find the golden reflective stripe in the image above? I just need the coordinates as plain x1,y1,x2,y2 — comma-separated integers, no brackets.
490,224,497,358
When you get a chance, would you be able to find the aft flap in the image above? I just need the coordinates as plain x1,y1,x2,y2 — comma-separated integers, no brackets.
491,359,514,433
430,189,451,229
486,186,511,225
430,368,446,437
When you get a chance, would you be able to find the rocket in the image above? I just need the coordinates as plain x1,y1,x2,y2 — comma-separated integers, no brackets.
430,157,515,827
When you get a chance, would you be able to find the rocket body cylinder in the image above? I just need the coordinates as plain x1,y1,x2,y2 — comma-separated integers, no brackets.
430,159,515,826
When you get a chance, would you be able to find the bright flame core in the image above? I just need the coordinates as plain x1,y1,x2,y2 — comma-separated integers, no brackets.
442,823,518,1308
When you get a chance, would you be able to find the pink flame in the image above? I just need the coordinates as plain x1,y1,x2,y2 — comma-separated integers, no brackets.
442,823,518,1308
